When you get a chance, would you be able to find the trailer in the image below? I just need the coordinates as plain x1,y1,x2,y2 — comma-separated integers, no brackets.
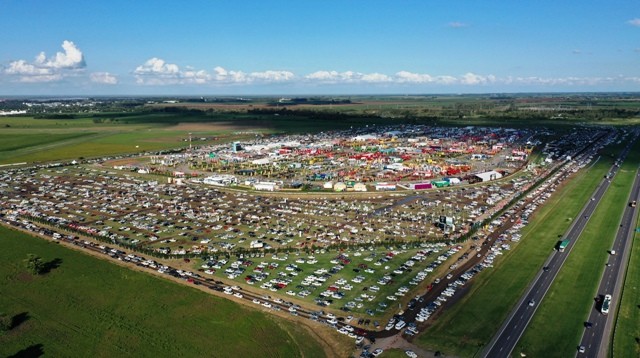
409,182,432,190
431,180,450,188
558,239,570,252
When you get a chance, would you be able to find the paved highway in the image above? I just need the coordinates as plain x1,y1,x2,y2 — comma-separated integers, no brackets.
482,142,633,358
577,166,640,357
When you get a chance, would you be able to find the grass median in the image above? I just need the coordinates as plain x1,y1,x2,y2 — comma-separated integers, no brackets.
516,140,640,357
612,177,640,357
415,149,615,357
613,165,640,357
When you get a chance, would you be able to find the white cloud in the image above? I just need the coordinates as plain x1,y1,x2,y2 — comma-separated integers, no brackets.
460,72,496,85
305,71,355,83
5,60,62,82
3,40,85,82
90,72,118,85
34,40,85,69
134,58,179,75
249,70,295,82
134,59,294,85
213,66,247,83
395,71,433,83
361,73,392,83
305,70,391,83
129,59,640,89
448,22,469,28
134,58,208,85
627,18,640,27
305,70,500,86
301,70,640,88
434,75,458,85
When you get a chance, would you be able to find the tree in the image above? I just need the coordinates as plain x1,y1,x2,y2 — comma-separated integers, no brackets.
24,254,44,275
0,312,11,332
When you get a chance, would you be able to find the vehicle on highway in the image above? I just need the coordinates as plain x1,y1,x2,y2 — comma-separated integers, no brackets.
558,239,570,252
578,345,586,353
631,200,637,207
601,294,611,315
610,250,616,255
528,299,535,307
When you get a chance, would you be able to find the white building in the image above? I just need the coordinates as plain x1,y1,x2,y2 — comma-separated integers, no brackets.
333,182,347,192
353,183,367,192
475,170,503,182
203,175,238,186
352,134,378,141
375,182,397,191
254,181,279,191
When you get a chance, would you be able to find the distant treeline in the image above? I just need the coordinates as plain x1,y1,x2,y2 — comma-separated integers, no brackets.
34,114,77,119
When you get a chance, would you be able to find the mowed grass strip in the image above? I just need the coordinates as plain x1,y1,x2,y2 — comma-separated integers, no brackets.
0,133,91,153
0,226,326,358
611,137,640,358
517,141,640,357
415,153,613,357
613,201,640,357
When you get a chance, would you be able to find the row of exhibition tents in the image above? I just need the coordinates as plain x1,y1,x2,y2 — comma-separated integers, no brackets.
200,170,504,192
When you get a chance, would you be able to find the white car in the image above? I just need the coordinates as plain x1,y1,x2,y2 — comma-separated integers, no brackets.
405,350,418,358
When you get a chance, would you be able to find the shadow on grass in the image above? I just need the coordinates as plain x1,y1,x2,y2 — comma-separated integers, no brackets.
10,312,29,329
41,258,63,274
8,344,44,358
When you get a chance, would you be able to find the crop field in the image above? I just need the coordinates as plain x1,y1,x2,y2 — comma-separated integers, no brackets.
0,112,364,164
0,225,328,358
415,141,617,357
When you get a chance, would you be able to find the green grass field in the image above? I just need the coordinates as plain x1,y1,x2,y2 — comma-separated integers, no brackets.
613,200,640,358
415,146,616,357
0,110,587,165
608,139,640,358
0,111,396,164
516,144,639,357
0,226,326,358
379,348,408,357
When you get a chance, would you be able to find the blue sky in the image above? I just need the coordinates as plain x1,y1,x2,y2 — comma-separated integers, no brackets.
0,0,638,95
